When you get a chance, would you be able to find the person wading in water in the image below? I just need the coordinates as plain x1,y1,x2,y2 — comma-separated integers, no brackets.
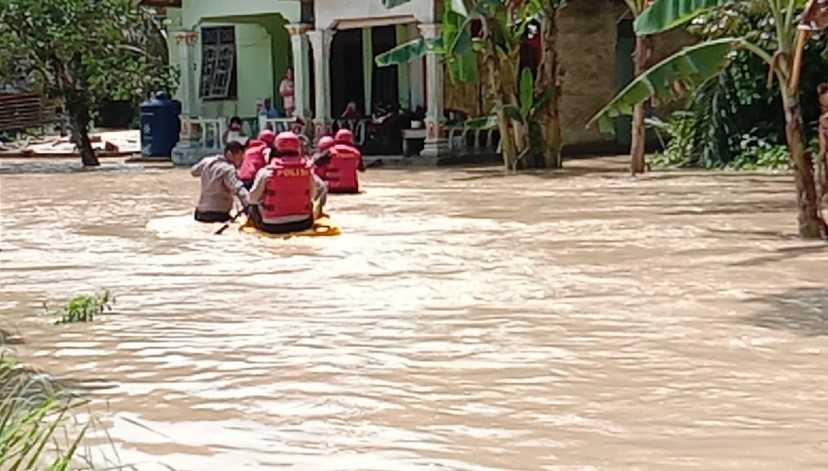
190,141,251,223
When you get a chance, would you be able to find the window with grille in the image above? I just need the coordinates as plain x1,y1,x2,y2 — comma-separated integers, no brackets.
200,26,238,100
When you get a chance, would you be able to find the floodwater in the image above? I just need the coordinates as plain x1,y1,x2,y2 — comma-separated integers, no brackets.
1,156,827,471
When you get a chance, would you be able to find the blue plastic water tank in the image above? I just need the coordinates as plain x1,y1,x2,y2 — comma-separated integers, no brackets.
139,93,182,157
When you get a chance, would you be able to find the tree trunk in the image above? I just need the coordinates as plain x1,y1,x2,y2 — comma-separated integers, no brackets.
630,35,653,176
534,2,563,169
783,92,827,239
484,50,517,169
67,101,99,167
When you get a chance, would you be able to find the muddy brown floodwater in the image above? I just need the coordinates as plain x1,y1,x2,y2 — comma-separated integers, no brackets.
1,156,827,470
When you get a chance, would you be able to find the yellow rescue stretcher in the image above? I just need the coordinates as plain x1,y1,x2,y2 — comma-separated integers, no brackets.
238,213,341,239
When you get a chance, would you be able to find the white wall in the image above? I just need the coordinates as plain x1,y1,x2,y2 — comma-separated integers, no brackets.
314,0,434,30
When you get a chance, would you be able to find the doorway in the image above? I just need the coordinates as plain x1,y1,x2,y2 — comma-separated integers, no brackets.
330,29,364,118
371,25,400,112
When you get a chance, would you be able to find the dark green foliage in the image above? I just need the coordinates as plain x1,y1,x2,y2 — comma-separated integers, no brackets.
0,0,178,165
650,3,828,169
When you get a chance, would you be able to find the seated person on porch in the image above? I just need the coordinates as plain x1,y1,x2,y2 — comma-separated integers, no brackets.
341,101,361,119
222,116,249,146
259,98,284,119
247,132,328,234
191,142,251,224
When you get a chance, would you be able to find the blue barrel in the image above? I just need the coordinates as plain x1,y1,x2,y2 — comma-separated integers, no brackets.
139,93,182,158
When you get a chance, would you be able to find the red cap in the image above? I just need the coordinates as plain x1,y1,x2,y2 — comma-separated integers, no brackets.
318,136,335,151
274,131,301,154
335,128,354,145
257,129,276,145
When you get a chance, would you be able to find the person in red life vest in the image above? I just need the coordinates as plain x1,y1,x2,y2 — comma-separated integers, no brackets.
327,129,365,194
238,130,276,190
313,135,336,181
237,140,267,190
247,132,328,234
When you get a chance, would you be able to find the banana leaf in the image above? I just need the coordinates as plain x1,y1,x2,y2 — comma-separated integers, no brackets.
375,37,443,67
633,0,735,35
587,37,741,134
381,0,414,8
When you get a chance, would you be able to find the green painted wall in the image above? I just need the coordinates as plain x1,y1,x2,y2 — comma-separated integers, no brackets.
167,0,300,119
198,23,274,118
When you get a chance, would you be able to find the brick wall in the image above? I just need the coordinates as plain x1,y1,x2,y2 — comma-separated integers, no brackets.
444,0,696,151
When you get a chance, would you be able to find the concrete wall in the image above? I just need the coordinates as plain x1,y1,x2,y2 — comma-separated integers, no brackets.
558,0,696,149
314,0,434,30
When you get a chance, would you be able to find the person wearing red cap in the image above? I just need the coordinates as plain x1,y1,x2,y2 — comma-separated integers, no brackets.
312,135,336,182
247,131,328,234
327,128,365,194
237,130,276,190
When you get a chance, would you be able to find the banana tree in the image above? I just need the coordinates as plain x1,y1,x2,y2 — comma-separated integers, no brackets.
622,0,655,176
589,0,827,239
376,0,566,170
466,67,558,170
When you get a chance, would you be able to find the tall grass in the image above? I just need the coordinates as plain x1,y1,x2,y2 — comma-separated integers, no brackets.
0,355,88,470
0,354,173,470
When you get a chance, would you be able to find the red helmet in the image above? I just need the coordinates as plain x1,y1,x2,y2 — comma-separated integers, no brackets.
257,129,276,145
274,131,301,154
335,128,354,145
317,136,335,151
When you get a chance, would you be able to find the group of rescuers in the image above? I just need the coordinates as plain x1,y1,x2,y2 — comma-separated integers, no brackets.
191,128,365,234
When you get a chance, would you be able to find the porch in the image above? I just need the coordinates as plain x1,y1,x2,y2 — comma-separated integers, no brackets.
167,0,501,164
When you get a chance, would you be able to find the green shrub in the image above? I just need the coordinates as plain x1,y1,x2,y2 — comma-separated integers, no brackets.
42,289,115,325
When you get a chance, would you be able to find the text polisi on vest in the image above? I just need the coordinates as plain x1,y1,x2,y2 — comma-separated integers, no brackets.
276,168,311,177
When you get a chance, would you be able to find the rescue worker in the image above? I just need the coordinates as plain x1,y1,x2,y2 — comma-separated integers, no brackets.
248,132,328,234
238,130,276,190
327,129,365,194
313,135,336,181
190,141,251,223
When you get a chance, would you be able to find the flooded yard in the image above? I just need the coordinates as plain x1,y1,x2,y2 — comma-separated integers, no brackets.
1,156,827,470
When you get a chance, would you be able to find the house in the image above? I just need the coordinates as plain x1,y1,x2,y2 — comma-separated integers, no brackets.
150,0,694,163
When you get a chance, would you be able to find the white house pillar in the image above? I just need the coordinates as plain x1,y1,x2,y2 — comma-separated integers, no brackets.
171,30,203,166
287,23,312,119
418,23,448,157
175,30,198,118
407,23,425,110
307,29,333,137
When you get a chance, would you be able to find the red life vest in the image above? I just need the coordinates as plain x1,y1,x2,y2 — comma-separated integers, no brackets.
238,140,267,181
260,156,314,221
327,144,361,193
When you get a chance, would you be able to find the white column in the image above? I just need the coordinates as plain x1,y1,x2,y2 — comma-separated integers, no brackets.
408,23,425,110
362,27,373,115
418,23,448,157
287,23,312,119
396,24,411,110
174,30,198,118
307,29,333,137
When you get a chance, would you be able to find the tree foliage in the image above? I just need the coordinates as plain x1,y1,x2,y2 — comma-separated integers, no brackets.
649,3,828,169
377,0,566,170
592,0,827,239
0,0,178,166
